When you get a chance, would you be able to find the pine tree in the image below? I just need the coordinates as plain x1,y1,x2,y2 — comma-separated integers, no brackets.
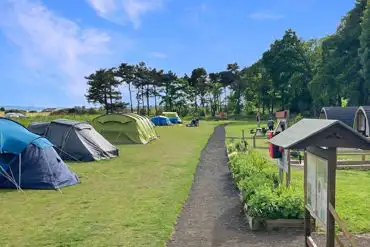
85,68,122,114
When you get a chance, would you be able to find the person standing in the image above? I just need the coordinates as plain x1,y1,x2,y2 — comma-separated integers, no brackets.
256,111,261,128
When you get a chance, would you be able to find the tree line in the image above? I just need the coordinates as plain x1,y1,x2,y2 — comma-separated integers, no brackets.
86,0,370,117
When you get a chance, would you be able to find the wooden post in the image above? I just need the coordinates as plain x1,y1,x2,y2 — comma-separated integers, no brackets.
304,150,311,247
327,147,337,247
242,129,245,142
286,149,291,187
362,154,366,161
253,134,256,148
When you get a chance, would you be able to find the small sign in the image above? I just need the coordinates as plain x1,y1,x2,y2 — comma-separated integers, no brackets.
277,151,289,173
306,151,328,227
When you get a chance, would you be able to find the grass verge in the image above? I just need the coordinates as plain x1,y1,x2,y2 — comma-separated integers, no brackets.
0,121,220,247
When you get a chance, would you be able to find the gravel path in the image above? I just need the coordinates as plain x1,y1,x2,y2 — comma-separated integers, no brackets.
166,125,370,247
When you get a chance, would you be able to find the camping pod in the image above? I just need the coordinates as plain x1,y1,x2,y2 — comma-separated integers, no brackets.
151,116,173,126
28,119,119,162
320,107,357,128
92,113,158,144
0,118,79,189
354,106,370,137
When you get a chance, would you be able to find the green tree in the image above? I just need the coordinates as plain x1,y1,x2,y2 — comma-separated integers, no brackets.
359,0,370,104
160,71,178,111
262,29,313,112
85,68,122,114
116,63,135,113
189,67,208,115
208,72,223,117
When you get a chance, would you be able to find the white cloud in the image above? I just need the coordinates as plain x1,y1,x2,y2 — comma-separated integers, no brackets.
248,11,284,21
149,51,167,59
86,0,164,29
0,0,130,102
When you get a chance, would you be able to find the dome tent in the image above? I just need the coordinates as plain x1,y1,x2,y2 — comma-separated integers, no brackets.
28,119,119,162
92,113,158,144
162,112,182,124
151,116,172,126
0,118,79,189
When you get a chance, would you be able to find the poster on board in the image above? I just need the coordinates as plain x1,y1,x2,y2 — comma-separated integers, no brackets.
316,156,328,225
306,152,316,211
306,151,328,227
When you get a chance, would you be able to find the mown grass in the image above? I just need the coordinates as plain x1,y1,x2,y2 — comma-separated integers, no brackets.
0,120,220,247
227,121,370,233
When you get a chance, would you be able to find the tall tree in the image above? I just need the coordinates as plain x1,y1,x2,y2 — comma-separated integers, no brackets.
262,29,313,112
226,63,244,115
189,67,208,115
160,71,178,111
208,72,222,117
85,68,122,114
359,0,370,104
116,63,135,113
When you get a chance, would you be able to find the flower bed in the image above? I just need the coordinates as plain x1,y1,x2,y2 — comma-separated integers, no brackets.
228,148,305,230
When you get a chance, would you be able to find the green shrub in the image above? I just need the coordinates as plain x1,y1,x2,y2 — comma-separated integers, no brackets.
229,150,304,220
238,175,274,202
248,185,304,219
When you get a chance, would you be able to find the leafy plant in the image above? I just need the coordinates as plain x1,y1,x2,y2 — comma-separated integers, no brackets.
229,150,304,220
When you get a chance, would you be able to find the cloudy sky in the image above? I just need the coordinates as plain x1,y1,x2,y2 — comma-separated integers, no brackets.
0,0,354,107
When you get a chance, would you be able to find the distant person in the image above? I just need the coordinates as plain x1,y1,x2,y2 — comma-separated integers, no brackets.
256,112,261,128
267,119,274,131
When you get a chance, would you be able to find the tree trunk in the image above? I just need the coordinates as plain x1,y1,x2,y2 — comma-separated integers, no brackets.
146,85,150,116
194,95,198,114
337,94,341,107
136,90,140,114
224,87,227,112
128,83,133,113
109,85,113,114
104,92,108,114
154,85,158,115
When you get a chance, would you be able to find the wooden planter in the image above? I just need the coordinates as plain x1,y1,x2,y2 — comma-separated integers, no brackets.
243,204,263,230
264,219,305,231
243,203,309,231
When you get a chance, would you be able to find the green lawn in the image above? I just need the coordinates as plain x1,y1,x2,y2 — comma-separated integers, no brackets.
227,121,370,233
0,121,220,247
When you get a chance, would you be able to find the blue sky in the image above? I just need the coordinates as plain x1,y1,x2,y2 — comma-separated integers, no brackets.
0,0,355,107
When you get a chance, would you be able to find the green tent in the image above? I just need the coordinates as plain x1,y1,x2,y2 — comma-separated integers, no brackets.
92,114,158,144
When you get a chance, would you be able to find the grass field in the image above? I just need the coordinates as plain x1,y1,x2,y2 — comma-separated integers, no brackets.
0,120,221,247
226,121,370,233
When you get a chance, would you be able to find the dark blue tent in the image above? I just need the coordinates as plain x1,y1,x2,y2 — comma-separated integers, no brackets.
0,118,79,189
151,116,173,126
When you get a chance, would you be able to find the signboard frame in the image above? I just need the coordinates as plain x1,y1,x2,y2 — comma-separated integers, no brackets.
304,146,336,247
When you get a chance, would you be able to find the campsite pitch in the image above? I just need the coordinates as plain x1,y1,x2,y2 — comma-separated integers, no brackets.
0,120,220,247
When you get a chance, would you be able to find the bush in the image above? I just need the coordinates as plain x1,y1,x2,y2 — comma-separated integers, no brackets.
247,185,303,219
228,150,304,220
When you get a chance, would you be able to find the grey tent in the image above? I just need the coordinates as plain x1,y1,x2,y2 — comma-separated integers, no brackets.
319,107,357,128
28,119,119,161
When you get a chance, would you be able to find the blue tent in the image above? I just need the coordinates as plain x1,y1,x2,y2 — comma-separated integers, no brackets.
151,116,173,126
0,118,79,189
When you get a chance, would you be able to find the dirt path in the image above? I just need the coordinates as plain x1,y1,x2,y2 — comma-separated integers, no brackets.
167,126,370,247
166,126,303,246
166,125,370,247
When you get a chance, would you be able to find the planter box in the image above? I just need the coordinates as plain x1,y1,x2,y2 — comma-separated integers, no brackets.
264,219,305,231
243,203,310,231
244,204,263,230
